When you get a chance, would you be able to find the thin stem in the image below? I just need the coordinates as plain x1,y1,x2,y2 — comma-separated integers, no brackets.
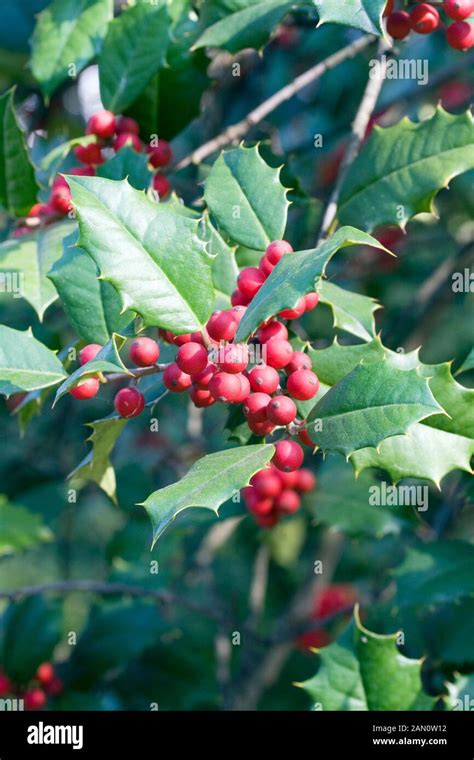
106,363,169,382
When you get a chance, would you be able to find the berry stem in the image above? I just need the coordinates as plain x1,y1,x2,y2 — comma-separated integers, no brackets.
106,363,170,382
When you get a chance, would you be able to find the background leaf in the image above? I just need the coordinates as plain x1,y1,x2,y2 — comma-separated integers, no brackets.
69,416,127,503
2,597,62,683
314,0,386,35
0,326,67,396
319,280,381,342
0,496,52,557
0,88,39,216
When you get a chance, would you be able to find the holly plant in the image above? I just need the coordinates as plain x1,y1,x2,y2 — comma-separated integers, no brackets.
0,0,473,712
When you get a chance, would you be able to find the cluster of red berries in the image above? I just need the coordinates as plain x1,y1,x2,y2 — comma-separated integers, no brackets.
0,662,63,710
24,110,172,227
297,584,357,650
385,0,474,50
243,462,316,527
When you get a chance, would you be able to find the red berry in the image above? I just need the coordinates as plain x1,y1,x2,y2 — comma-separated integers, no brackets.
247,419,276,436
163,363,192,392
265,239,293,265
24,689,47,710
216,343,249,374
69,377,100,400
153,174,171,198
0,672,12,696
296,468,316,493
79,343,102,365
237,267,266,298
27,202,46,218
207,310,238,342
86,110,116,139
257,321,288,344
275,489,301,515
176,342,208,375
286,351,312,374
116,116,140,135
231,289,251,306
114,387,145,418
69,165,95,176
248,365,280,394
52,174,69,192
250,469,283,498
267,395,297,426
304,292,320,311
190,331,205,345
386,10,411,38
255,511,279,528
209,372,242,403
148,140,173,168
129,337,160,367
74,143,104,165
192,362,217,389
287,369,320,400
173,333,192,346
410,3,439,33
276,467,300,488
443,0,474,20
244,488,274,516
228,305,247,324
46,677,63,696
114,132,142,152
36,662,55,686
234,373,251,403
279,297,306,320
298,429,314,447
243,392,271,423
272,440,304,472
50,188,72,215
190,387,216,408
259,254,274,277
265,339,293,369
446,20,474,48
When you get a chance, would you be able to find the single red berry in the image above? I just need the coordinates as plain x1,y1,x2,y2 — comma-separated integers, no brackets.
69,377,100,400
79,343,102,365
153,174,171,198
36,662,55,686
248,419,276,436
46,677,63,696
267,395,297,426
276,467,300,489
190,331,205,345
52,174,69,192
173,333,192,346
235,373,251,403
148,140,173,168
209,371,242,403
50,188,72,215
163,363,192,392
207,310,238,342
248,365,280,394
0,672,12,696
176,342,208,375
243,392,271,423
410,3,439,33
386,10,412,38
228,305,247,324
275,489,301,515
237,267,266,298
27,202,45,218
272,440,304,472
446,20,474,48
287,369,320,400
116,116,140,135
255,511,279,528
443,0,474,20
304,292,320,311
86,110,116,139
286,351,312,374
296,468,316,493
216,343,249,374
250,469,283,498
257,321,288,344
265,239,293,265
69,165,95,176
114,387,145,418
74,143,104,165
279,297,306,320
231,289,251,306
114,132,142,152
298,428,314,447
259,254,275,277
244,488,274,515
129,337,160,367
190,387,216,407
265,338,293,369
24,689,47,710
192,362,217,389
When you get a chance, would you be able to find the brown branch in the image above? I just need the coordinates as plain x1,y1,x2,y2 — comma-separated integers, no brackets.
105,363,169,382
174,35,376,172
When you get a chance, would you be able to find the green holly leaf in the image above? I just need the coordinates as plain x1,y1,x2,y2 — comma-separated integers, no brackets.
0,326,67,396
193,0,295,53
0,88,39,216
204,144,289,250
299,608,434,710
31,0,113,99
235,227,389,342
2,597,62,683
351,424,474,488
319,280,382,342
0,496,52,557
339,108,474,232
456,348,474,377
314,0,386,35
97,146,152,191
48,233,133,345
67,176,215,333
69,416,127,503
394,541,474,607
0,221,74,320
308,336,385,387
206,219,239,306
141,444,275,544
99,1,171,113
420,362,474,440
306,360,443,456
